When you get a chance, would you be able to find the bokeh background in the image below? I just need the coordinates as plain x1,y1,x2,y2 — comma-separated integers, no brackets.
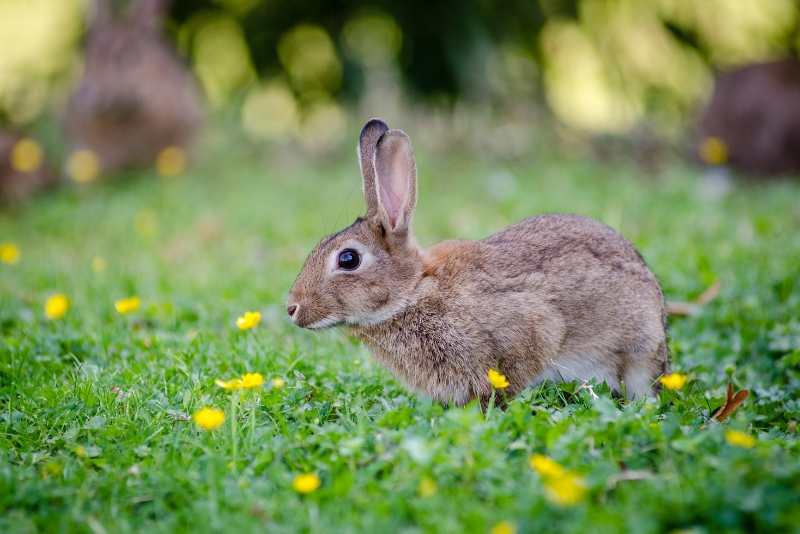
2,0,799,160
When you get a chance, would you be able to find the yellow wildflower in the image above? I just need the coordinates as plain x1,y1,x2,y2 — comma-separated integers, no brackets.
10,138,43,172
491,521,517,534
215,378,243,390
273,377,286,389
699,137,728,165
91,257,107,273
725,429,756,449
529,454,565,478
216,373,263,390
193,407,225,430
45,294,69,319
0,243,21,264
74,445,87,458
236,311,261,330
530,453,587,506
155,146,187,177
544,472,587,507
488,369,509,389
292,473,321,494
659,373,688,390
67,150,101,182
115,296,141,314
240,373,264,388
418,476,437,497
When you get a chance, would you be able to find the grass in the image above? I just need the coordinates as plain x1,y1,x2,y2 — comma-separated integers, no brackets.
1,125,800,533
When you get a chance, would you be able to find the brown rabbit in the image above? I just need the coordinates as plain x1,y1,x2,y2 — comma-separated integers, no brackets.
287,119,669,406
0,131,56,203
64,0,203,174
699,59,800,176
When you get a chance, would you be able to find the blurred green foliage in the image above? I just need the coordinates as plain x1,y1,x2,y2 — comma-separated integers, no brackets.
0,0,798,139
168,0,800,133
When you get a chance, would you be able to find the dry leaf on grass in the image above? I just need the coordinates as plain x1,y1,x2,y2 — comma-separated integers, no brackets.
712,381,749,423
667,280,722,316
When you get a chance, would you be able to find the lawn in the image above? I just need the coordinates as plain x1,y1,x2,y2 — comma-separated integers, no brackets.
1,124,799,533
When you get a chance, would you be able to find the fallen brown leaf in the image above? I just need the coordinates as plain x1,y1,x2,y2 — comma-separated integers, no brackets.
667,280,722,316
712,381,749,423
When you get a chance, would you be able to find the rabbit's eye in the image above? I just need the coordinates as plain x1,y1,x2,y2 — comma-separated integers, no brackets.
337,249,361,270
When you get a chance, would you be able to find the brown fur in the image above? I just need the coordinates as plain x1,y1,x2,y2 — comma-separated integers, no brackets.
64,0,203,173
288,119,669,406
0,131,56,203
699,59,800,177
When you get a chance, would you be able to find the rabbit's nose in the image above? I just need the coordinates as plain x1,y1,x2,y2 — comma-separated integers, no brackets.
287,305,298,318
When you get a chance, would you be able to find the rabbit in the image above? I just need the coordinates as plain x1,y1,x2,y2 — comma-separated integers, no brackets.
0,131,56,203
64,0,203,174
287,119,669,407
699,59,800,177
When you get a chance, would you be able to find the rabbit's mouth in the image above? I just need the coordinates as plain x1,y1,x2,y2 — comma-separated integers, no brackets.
305,316,343,329
286,301,342,330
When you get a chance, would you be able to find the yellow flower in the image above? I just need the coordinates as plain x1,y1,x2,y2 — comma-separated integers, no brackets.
659,373,688,390
216,373,263,390
236,311,261,330
530,453,586,506
115,296,141,314
418,476,437,497
273,377,286,389
74,445,87,458
193,407,225,430
544,472,587,507
155,146,187,177
292,473,321,494
67,150,101,182
0,243,21,264
240,372,264,388
699,137,728,165
488,369,509,389
529,454,565,478
10,138,43,172
725,429,756,449
491,521,517,534
215,378,243,390
45,294,69,319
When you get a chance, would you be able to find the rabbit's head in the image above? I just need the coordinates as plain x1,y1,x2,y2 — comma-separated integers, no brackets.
287,119,423,329
72,0,173,120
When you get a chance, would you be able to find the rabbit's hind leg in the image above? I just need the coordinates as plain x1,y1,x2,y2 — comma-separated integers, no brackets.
622,339,669,399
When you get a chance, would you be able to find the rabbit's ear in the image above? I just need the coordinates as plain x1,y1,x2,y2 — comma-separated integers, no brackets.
132,0,169,27
373,129,417,233
358,118,389,218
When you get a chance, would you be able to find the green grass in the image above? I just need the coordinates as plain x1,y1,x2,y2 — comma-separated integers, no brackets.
1,127,800,533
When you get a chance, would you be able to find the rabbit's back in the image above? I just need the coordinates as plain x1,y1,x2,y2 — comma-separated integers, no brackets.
484,214,666,378
484,214,663,320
